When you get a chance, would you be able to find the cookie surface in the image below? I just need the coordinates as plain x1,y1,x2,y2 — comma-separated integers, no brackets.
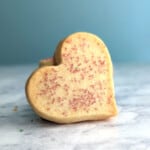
26,32,118,123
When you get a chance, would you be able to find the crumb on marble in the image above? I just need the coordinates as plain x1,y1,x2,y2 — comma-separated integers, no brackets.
13,105,18,112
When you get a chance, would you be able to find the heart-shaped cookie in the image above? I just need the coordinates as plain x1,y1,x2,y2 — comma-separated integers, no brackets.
26,32,118,123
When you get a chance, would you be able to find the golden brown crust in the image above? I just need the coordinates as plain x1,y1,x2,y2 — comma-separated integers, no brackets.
54,39,65,65
39,57,54,67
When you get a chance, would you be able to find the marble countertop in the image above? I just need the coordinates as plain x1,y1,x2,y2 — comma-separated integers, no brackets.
0,64,150,150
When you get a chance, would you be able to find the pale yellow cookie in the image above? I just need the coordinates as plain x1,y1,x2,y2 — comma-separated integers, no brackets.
26,32,118,124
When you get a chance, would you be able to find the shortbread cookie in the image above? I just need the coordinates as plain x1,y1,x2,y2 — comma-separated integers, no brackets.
26,32,118,124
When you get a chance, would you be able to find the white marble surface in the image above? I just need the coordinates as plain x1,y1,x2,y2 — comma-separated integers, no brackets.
0,64,150,150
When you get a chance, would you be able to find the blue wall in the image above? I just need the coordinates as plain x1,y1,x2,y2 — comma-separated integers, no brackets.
0,0,150,64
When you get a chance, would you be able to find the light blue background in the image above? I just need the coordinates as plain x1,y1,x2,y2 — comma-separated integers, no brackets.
0,0,150,64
